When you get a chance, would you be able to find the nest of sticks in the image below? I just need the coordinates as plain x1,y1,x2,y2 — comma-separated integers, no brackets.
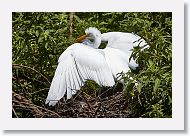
12,84,133,118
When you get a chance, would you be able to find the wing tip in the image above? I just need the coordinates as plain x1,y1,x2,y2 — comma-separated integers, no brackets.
45,100,58,106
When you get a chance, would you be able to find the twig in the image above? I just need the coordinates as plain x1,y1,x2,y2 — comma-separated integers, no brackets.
29,88,49,94
13,91,44,117
12,64,51,84
81,91,93,111
138,94,142,106
14,104,43,117
12,98,44,117
94,102,101,117
13,91,61,117
34,104,61,117
13,100,61,118
12,107,19,118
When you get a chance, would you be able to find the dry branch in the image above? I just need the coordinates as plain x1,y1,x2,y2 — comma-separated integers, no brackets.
68,12,74,39
12,64,51,84
12,91,61,118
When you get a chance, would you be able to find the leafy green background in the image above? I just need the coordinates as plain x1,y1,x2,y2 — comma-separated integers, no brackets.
12,12,172,118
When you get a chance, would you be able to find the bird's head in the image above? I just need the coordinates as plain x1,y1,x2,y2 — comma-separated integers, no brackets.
85,27,101,39
76,27,101,43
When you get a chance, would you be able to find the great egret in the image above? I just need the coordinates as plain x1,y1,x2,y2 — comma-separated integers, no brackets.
45,27,148,106
77,28,149,70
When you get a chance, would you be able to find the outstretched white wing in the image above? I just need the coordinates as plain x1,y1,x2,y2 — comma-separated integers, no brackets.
45,43,115,106
102,47,130,82
101,32,148,50
101,32,149,69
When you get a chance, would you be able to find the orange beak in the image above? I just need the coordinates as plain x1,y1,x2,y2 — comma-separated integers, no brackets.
76,34,88,43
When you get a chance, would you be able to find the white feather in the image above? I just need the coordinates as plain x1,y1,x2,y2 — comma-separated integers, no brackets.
45,43,115,106
103,47,130,79
85,27,101,36
101,32,149,69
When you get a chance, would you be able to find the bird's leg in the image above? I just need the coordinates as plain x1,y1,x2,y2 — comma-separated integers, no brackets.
98,87,102,97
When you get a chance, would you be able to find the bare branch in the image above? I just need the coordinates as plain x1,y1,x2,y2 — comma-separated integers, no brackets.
68,12,74,39
12,64,51,84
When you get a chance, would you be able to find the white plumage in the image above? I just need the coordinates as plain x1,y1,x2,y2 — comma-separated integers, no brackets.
101,31,149,70
45,27,149,106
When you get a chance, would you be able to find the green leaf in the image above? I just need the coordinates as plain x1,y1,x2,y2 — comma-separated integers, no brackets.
38,36,43,43
153,78,161,94
168,95,172,105
137,82,142,93
35,30,39,37
74,15,81,22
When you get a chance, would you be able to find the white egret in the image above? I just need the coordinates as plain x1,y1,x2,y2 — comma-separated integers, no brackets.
45,27,149,106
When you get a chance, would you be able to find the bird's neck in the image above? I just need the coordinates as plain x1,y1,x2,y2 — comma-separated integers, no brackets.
93,37,101,49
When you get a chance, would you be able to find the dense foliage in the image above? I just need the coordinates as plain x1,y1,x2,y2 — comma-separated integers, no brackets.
12,12,172,118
